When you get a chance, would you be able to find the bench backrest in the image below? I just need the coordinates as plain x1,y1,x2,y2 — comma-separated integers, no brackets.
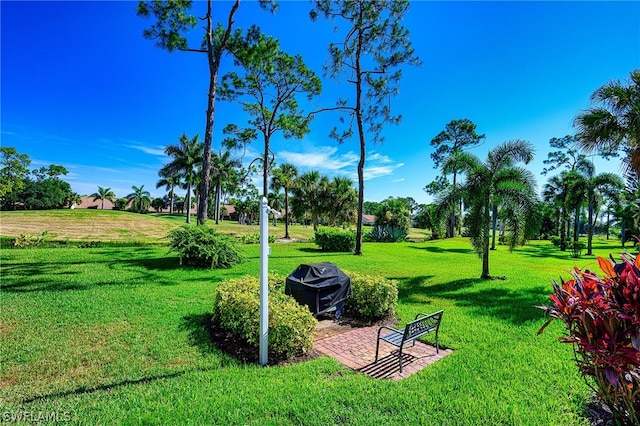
403,310,443,341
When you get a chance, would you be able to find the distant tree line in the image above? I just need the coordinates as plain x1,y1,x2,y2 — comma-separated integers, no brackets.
0,148,80,211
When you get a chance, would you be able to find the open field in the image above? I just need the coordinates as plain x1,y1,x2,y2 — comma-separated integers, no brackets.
0,209,430,244
1,211,634,424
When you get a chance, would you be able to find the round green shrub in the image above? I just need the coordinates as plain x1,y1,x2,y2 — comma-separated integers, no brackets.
212,274,317,358
314,227,356,252
168,226,244,269
344,271,398,323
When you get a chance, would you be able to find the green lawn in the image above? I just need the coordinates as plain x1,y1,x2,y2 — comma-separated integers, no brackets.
1,233,630,424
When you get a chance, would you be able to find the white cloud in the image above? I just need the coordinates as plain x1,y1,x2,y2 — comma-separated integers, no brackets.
369,152,394,164
126,144,167,157
392,178,406,183
364,162,404,181
278,146,358,173
277,144,404,181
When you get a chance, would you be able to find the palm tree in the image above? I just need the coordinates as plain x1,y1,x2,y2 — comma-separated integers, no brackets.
151,197,167,213
271,163,298,239
156,171,181,214
267,190,284,226
328,176,357,226
574,69,640,177
577,162,624,255
211,150,241,225
90,186,116,210
66,192,82,208
291,171,329,231
127,185,151,213
159,133,203,224
440,140,537,279
543,174,571,251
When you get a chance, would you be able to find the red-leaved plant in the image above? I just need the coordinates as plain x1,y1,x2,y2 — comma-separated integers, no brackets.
538,253,640,425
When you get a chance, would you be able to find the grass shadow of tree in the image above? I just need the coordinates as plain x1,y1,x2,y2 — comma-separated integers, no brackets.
515,243,575,260
180,313,220,356
398,276,549,324
121,256,184,271
408,246,474,255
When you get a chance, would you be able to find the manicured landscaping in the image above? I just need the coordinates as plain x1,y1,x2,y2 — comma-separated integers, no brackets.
1,213,632,424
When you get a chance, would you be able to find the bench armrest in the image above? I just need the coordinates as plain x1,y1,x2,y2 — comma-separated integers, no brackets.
377,325,401,338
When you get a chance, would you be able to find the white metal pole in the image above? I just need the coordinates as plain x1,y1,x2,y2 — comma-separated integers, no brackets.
259,196,269,366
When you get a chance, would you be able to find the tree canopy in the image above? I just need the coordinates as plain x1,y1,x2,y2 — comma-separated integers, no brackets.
310,0,420,255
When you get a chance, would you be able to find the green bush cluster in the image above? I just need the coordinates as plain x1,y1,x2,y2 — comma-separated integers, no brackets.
240,233,275,244
314,227,356,252
345,271,398,323
13,231,47,248
550,236,561,247
212,274,317,358
567,240,585,258
167,226,244,269
364,225,407,242
113,198,128,211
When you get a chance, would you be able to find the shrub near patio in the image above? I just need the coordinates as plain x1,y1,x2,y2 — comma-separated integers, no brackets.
314,227,356,252
212,274,317,359
345,272,398,323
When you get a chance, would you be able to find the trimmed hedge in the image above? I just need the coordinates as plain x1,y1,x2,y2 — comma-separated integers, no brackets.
168,226,244,269
212,274,317,358
314,227,356,252
345,271,398,323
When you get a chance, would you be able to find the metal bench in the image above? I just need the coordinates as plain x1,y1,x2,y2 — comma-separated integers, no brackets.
375,310,443,372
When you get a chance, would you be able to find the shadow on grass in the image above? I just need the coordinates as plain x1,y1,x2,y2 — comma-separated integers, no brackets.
19,369,211,405
1,258,180,293
408,246,474,255
398,276,549,324
121,257,184,271
515,243,574,260
270,247,352,259
181,313,219,355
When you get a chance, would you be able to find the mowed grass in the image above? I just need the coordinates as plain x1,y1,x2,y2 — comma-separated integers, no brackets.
1,209,316,243
1,212,632,424
1,208,427,245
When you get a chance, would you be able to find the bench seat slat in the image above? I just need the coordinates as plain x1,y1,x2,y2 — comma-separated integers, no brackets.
381,331,404,346
374,310,443,373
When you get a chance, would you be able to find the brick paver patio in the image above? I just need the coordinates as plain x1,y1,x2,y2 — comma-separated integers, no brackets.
314,324,452,380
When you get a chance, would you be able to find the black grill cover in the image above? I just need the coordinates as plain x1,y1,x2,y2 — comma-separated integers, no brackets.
285,263,351,316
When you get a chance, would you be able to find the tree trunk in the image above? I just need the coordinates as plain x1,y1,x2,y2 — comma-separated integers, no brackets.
573,206,580,242
481,202,491,279
560,208,567,251
197,0,240,225
284,188,290,239
490,203,498,250
214,181,221,225
587,191,594,256
186,183,192,224
449,171,457,238
606,210,610,240
353,18,365,256
169,187,174,214
263,136,270,198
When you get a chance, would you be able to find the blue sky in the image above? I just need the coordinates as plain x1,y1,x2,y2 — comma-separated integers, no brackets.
2,1,639,204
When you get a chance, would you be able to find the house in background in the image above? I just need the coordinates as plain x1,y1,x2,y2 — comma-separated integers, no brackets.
362,214,375,226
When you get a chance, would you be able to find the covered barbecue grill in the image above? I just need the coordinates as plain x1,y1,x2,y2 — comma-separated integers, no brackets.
285,263,351,317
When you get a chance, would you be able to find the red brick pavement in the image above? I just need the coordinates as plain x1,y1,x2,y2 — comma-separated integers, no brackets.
314,324,452,380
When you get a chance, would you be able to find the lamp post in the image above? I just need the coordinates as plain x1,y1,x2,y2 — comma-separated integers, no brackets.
259,197,269,366
259,197,281,366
